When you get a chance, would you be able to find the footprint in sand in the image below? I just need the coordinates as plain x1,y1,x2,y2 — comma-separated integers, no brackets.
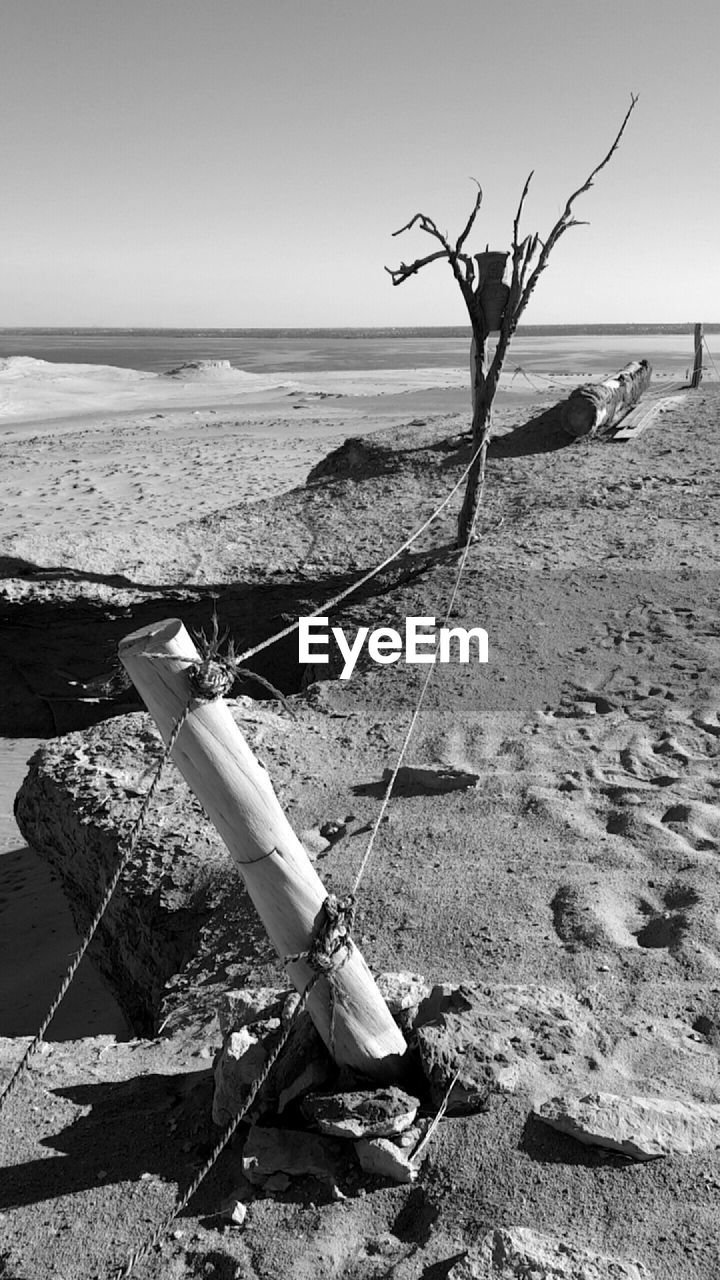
551,878,701,958
692,702,720,738
660,799,720,853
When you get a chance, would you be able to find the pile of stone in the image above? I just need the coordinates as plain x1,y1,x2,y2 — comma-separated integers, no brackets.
211,969,619,1194
211,966,720,1212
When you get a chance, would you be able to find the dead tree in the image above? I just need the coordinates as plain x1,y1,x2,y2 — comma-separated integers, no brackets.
386,95,638,546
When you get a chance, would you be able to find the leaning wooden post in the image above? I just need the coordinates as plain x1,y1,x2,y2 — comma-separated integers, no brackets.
119,617,408,1081
691,323,704,389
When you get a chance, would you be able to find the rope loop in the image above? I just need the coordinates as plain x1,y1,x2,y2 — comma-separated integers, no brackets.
187,656,235,701
284,893,356,975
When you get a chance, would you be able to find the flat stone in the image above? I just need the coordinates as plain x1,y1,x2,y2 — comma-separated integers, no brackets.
354,1136,420,1184
536,1092,720,1160
448,1227,652,1278
242,1126,343,1186
414,983,607,1113
302,1087,419,1139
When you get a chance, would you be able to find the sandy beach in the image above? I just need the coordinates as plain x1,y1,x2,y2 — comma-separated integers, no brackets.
2,351,720,1279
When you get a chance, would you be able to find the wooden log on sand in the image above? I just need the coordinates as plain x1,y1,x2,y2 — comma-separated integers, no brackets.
561,360,652,438
119,618,408,1081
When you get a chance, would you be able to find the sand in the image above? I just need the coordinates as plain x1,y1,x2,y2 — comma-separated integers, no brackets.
2,355,720,1279
0,356,583,553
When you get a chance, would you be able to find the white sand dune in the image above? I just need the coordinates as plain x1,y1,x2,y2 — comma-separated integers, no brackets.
0,354,575,429
0,355,296,424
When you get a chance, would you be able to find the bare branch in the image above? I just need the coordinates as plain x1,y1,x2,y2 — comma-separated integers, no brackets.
512,170,534,252
455,182,483,252
556,92,638,227
384,250,449,286
516,92,638,316
519,233,540,292
391,211,443,241
387,201,479,319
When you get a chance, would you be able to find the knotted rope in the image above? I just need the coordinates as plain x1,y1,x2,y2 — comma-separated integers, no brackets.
284,893,356,1055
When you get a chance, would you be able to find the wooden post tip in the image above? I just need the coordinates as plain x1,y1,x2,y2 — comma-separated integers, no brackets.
119,618,186,652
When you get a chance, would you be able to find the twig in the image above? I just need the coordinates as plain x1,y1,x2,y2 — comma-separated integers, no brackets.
411,1067,461,1164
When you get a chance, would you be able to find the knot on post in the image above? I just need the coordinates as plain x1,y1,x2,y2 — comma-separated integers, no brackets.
187,656,236,701
285,893,357,976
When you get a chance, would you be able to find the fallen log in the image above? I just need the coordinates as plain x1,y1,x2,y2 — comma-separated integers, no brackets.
560,360,652,438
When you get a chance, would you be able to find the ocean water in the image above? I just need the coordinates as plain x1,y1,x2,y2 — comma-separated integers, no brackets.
0,328,717,381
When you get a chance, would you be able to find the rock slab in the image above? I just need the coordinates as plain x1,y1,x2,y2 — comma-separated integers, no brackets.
302,1086,419,1139
354,1136,420,1184
242,1126,343,1187
536,1092,720,1160
448,1227,652,1278
414,983,608,1111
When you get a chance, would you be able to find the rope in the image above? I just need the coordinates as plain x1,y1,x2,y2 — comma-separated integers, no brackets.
351,433,489,896
234,438,485,665
0,705,193,1117
702,336,720,382
110,972,320,1279
283,892,356,1056
508,365,559,392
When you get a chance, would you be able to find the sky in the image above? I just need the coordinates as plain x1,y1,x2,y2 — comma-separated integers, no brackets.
1,0,718,327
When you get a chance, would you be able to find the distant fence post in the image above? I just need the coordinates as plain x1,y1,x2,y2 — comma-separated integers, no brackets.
692,323,704,388
119,617,408,1081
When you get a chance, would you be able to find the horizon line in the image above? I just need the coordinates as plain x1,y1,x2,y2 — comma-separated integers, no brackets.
0,322,717,335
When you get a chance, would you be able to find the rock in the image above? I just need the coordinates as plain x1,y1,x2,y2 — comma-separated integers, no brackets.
302,1087,419,1139
300,826,332,856
320,819,347,841
394,1122,425,1150
277,1060,330,1115
263,1172,291,1192
242,1126,343,1187
414,983,608,1113
227,1200,247,1227
448,1227,652,1278
383,765,480,796
213,987,331,1126
376,971,431,1029
218,987,287,1038
536,1092,720,1160
213,1025,274,1125
354,1136,421,1184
